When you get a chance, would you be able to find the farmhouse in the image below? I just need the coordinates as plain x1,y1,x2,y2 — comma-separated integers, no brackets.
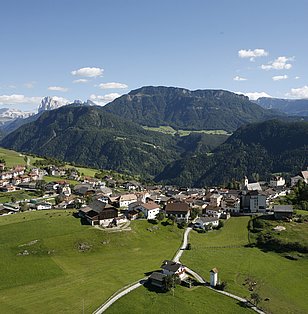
161,260,186,280
80,200,119,226
194,217,219,229
273,205,294,220
148,271,167,289
164,202,190,223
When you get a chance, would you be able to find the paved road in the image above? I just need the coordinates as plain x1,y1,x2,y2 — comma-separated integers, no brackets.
93,279,146,314
93,224,265,314
173,227,192,263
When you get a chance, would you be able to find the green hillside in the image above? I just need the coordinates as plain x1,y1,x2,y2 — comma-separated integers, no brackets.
0,105,227,179
156,120,308,186
104,86,279,132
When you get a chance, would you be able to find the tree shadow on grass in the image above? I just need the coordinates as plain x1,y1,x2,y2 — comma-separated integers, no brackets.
143,280,166,294
72,212,90,225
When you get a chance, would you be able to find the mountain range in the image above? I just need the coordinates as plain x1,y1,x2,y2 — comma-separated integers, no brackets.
104,86,279,132
255,97,308,116
1,86,308,186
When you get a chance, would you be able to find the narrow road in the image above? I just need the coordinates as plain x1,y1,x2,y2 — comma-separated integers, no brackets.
92,223,265,314
93,279,146,314
173,227,192,263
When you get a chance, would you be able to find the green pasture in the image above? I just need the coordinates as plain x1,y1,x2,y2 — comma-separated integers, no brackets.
0,211,183,313
106,284,252,314
181,217,308,314
0,147,42,168
0,190,38,204
142,125,230,136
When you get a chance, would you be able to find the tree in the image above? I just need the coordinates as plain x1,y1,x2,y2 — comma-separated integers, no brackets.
163,274,181,292
217,220,224,229
168,214,176,225
55,194,65,205
251,292,261,307
11,196,17,203
137,211,145,219
190,207,201,220
20,202,29,212
156,211,165,222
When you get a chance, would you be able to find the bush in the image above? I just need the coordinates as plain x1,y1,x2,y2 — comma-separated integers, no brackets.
186,243,191,250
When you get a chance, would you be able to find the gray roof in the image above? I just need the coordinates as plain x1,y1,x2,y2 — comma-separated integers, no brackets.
149,271,166,281
273,205,294,213
196,217,219,224
161,260,183,272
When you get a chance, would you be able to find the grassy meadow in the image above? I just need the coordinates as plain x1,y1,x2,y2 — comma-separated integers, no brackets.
181,217,308,314
106,284,252,314
0,147,42,168
142,125,230,136
0,190,38,203
0,211,183,313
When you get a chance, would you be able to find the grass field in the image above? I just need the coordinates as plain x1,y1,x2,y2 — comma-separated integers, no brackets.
142,125,230,136
0,190,38,203
0,211,183,313
181,217,308,314
0,147,42,168
106,284,252,314
43,175,80,186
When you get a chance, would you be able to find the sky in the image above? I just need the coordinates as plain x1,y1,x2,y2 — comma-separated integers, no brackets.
0,0,308,111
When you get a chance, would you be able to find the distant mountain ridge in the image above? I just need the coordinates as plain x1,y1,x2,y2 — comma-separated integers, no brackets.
0,104,227,178
255,97,308,116
104,86,280,132
156,120,308,186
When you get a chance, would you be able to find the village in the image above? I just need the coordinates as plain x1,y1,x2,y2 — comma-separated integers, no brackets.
0,159,308,313
1,161,307,228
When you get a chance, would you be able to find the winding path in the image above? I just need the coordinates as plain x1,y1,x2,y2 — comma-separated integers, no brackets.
92,224,265,314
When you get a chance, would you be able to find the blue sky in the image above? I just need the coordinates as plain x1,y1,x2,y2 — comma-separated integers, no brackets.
1,0,308,111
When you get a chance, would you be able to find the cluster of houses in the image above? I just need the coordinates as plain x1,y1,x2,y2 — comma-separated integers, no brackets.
75,173,303,228
1,159,306,223
0,165,44,191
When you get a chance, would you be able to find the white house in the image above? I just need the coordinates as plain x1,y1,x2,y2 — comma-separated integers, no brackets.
270,176,285,188
221,195,240,213
194,217,219,229
119,194,138,207
36,202,52,210
209,194,223,207
161,260,187,280
291,170,308,186
205,206,223,218
137,202,160,220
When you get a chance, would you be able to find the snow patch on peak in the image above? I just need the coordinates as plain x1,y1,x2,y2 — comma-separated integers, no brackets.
38,96,69,113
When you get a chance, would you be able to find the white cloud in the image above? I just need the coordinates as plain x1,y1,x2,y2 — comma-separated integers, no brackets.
90,93,121,105
295,76,300,80
99,82,128,89
288,86,308,99
261,56,293,70
236,91,272,100
73,79,88,84
24,81,35,89
48,86,68,92
0,94,42,105
71,67,104,77
238,49,268,61
272,75,288,81
233,76,247,81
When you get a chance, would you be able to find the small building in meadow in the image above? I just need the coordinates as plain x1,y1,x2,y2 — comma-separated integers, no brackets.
273,205,294,220
210,268,218,287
